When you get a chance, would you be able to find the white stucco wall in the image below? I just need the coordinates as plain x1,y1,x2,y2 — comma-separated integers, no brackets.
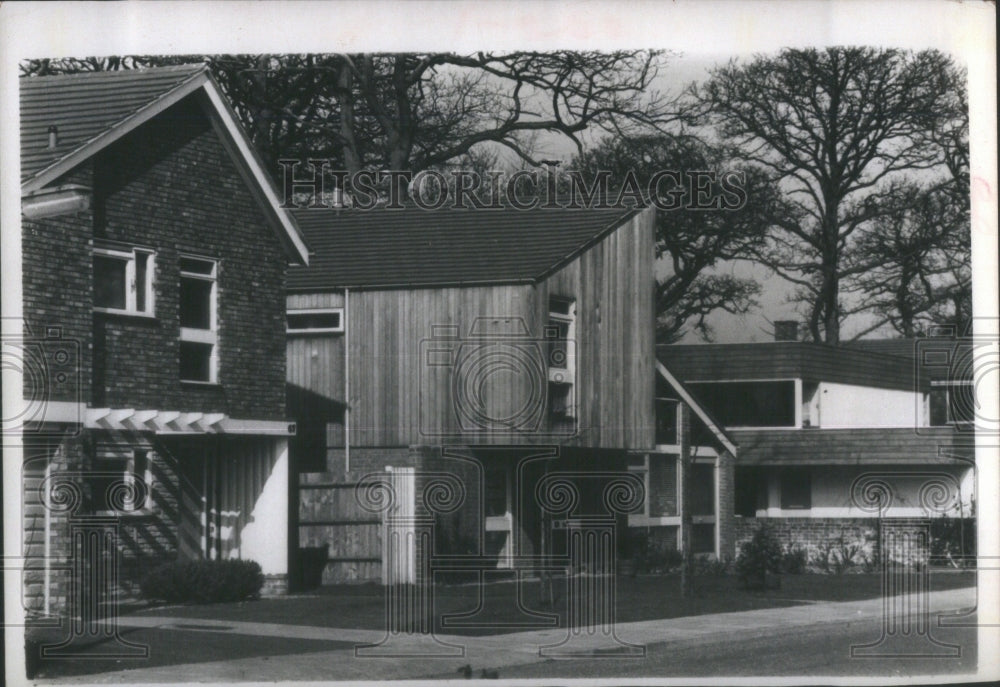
239,438,289,575
810,382,924,428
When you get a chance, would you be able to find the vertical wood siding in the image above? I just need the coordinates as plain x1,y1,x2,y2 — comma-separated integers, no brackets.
285,207,656,451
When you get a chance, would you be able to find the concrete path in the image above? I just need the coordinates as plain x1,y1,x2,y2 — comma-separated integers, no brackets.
35,586,977,683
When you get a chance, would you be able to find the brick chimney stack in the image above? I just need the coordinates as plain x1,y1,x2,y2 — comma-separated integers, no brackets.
774,320,799,342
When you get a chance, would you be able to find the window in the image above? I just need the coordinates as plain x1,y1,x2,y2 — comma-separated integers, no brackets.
735,467,765,517
287,308,343,334
179,256,218,383
686,381,796,427
87,449,150,513
779,468,811,510
546,297,576,419
93,245,155,315
930,382,975,426
655,397,680,445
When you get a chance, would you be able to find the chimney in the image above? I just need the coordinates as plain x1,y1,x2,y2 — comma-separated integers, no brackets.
47,125,58,149
774,320,799,342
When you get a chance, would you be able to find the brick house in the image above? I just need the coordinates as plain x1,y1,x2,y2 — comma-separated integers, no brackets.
285,204,729,583
17,65,308,615
660,324,976,563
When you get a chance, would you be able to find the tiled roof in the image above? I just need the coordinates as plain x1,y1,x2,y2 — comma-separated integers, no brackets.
658,341,924,392
730,427,974,465
20,64,207,183
287,205,643,291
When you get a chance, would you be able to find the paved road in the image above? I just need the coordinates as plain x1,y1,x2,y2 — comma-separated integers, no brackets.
454,614,978,679
29,587,979,682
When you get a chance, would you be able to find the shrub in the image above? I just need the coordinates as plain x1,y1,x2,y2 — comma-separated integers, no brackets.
627,530,683,574
812,535,863,574
782,544,808,574
140,559,264,604
736,523,782,589
694,555,732,577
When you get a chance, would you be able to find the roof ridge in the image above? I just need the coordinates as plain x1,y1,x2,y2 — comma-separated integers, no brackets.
19,63,207,83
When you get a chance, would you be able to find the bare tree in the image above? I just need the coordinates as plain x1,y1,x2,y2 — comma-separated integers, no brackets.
23,52,680,197
571,134,776,342
690,47,968,343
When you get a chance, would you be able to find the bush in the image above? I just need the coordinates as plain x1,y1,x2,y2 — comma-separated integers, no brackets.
782,544,808,574
626,529,683,574
812,536,862,575
140,559,264,604
736,523,783,589
694,555,732,577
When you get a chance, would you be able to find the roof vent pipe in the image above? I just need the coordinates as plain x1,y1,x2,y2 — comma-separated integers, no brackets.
774,320,799,342
47,125,58,149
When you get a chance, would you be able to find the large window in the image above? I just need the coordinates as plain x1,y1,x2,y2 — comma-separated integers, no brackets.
179,256,218,383
686,380,796,427
87,449,150,513
93,245,155,315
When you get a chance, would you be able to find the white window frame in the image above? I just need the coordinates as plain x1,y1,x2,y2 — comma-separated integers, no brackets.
286,307,344,335
179,255,219,384
93,245,156,316
930,380,976,426
547,297,577,419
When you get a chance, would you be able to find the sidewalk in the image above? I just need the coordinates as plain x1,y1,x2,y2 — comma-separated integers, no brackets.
35,586,977,683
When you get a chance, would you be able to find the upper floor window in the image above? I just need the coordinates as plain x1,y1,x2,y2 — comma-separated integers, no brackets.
546,297,576,419
93,245,155,316
686,380,796,427
179,256,218,383
287,308,343,334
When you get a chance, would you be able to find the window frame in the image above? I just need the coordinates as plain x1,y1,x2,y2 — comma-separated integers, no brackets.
179,254,219,384
286,307,344,335
92,245,156,317
546,296,577,420
930,380,976,426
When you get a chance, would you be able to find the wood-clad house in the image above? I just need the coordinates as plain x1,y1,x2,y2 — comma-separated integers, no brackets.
18,65,308,615
287,205,666,582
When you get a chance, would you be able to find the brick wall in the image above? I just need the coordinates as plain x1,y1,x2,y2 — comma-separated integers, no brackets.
717,449,735,559
734,516,935,568
24,96,289,420
22,166,94,406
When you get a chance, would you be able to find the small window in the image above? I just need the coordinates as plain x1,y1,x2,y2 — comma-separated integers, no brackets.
93,246,155,315
287,308,344,334
179,256,218,383
655,397,680,445
931,383,975,426
546,296,576,419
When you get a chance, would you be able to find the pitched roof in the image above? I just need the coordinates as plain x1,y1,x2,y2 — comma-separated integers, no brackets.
20,64,205,183
20,64,308,264
658,341,924,392
287,205,643,291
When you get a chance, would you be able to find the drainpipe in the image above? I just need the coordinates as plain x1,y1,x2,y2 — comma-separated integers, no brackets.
344,288,350,473
44,456,51,616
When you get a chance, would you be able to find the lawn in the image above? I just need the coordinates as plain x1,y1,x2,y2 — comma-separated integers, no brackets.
124,569,976,636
